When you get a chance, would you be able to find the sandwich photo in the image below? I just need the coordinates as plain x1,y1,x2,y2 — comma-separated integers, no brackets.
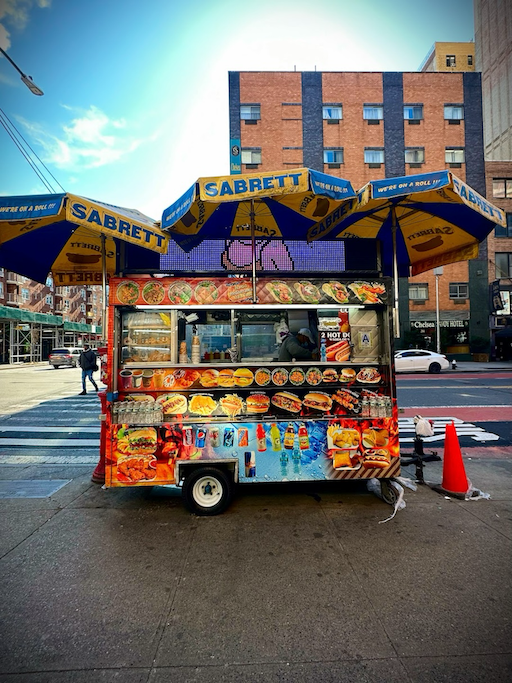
303,392,332,412
234,367,254,387
271,391,302,413
322,368,338,383
200,368,219,388
293,280,321,303
218,368,235,387
362,448,390,470
326,339,350,362
321,281,349,304
156,393,188,415
339,367,356,382
246,393,270,414
265,280,294,304
116,427,157,456
356,367,381,383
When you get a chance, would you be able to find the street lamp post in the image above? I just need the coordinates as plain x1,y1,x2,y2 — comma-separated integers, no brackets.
0,47,43,96
434,266,443,354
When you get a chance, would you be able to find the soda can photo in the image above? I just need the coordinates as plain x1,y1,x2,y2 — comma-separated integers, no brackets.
223,427,235,448
195,428,206,448
208,427,220,448
182,426,194,446
237,426,249,448
244,451,256,477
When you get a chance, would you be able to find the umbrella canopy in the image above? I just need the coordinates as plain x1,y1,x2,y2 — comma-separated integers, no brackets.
0,193,169,285
306,170,506,277
161,167,356,252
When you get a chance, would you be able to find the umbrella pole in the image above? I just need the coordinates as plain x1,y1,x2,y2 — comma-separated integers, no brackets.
391,207,400,339
101,234,107,343
250,199,257,302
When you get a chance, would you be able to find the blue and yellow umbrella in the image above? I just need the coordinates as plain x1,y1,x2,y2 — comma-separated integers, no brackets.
161,167,356,253
0,193,169,286
307,170,506,277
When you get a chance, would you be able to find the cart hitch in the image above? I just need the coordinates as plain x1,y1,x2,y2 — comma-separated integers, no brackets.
400,437,441,485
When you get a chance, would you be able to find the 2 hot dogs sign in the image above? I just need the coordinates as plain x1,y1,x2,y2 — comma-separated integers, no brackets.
112,277,388,306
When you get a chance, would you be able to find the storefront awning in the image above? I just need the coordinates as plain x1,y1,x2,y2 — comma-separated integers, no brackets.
0,304,63,326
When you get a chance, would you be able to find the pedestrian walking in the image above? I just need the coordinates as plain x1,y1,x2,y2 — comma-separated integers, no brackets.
78,344,98,395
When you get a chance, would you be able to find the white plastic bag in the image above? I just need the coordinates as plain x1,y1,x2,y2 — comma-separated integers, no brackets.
414,415,434,438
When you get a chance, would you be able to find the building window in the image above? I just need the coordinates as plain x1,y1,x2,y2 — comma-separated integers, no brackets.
493,178,512,198
445,148,465,163
364,148,384,164
467,55,473,66
496,253,512,279
403,105,423,120
444,105,464,120
363,105,383,120
323,105,342,121
21,288,29,301
241,148,262,166
0,282,3,296
0,268,4,276
240,105,260,121
405,148,425,164
46,276,53,288
449,283,469,299
323,148,344,164
495,214,512,238
80,303,86,313
446,55,456,67
64,301,70,310
46,294,53,305
409,284,429,301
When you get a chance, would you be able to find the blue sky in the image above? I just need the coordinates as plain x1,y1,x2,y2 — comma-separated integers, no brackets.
0,0,475,220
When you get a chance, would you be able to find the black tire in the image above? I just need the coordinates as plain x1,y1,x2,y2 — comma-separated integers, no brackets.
380,480,398,506
52,365,59,369
182,467,233,516
428,362,441,374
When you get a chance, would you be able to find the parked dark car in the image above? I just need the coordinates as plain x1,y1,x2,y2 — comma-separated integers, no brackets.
48,348,81,369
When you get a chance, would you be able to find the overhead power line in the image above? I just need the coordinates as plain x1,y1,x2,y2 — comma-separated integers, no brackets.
0,107,65,194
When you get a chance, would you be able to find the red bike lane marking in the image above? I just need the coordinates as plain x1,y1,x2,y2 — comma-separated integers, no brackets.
399,406,512,421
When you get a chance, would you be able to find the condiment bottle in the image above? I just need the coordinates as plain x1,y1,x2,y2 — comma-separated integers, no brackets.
298,423,309,450
283,423,295,450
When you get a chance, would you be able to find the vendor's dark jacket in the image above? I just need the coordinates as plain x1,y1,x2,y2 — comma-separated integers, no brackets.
278,334,313,362
79,349,96,371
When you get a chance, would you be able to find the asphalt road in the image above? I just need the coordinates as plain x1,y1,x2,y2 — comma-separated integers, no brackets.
0,366,510,464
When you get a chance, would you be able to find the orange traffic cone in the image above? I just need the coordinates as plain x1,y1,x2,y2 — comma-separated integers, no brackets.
432,421,469,499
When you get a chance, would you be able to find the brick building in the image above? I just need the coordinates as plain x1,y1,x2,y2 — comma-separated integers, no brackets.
228,69,487,355
475,0,512,359
0,268,102,364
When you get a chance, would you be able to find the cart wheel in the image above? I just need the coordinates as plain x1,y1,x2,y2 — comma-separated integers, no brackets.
182,467,233,516
380,480,398,506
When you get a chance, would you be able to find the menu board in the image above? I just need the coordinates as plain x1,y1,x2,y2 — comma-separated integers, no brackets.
112,277,388,306
116,363,389,421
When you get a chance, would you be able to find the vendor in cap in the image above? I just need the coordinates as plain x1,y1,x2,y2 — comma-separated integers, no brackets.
278,328,318,362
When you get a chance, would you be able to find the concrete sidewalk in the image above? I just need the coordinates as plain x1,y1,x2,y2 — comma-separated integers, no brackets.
0,455,511,682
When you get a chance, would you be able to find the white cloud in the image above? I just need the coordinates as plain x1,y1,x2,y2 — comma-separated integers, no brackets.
0,0,52,50
18,105,148,170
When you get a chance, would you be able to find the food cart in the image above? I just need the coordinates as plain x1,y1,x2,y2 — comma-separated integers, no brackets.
103,273,400,514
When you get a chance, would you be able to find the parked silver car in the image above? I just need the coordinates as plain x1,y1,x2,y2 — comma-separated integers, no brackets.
48,348,81,369
394,349,450,374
